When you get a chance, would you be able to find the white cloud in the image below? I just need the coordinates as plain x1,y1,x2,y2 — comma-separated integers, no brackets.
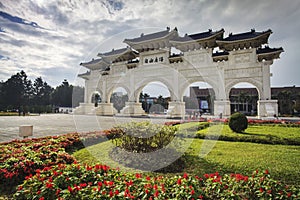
0,0,299,88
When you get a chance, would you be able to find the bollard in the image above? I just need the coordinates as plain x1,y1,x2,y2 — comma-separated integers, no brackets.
19,125,33,139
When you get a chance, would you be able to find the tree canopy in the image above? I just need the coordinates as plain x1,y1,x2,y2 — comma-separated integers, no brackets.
0,71,84,113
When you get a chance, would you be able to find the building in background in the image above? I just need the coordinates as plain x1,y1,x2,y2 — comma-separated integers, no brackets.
186,86,300,116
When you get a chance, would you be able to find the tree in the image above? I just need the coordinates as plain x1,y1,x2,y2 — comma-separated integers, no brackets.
33,77,53,106
140,92,150,112
110,92,128,112
278,90,293,115
0,81,4,110
51,79,73,107
2,70,32,112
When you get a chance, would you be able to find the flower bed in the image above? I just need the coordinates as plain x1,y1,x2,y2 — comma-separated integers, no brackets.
1,125,300,199
14,163,299,199
0,131,108,194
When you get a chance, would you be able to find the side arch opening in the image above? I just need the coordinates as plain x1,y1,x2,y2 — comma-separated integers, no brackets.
182,82,215,117
229,82,259,116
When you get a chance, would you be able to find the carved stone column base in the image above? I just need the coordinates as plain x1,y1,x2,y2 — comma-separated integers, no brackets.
73,103,95,115
95,103,118,116
120,102,146,116
257,100,278,118
214,100,231,117
167,101,185,118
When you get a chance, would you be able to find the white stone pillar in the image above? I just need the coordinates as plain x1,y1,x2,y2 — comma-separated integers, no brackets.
120,102,146,116
73,102,95,115
214,100,231,117
84,80,89,103
257,100,278,118
261,61,273,100
258,60,278,118
167,101,185,118
95,103,117,116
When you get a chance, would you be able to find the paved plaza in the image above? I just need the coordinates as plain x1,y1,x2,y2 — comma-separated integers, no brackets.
0,114,178,143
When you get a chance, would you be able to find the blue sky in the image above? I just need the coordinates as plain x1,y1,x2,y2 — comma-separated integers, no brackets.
0,0,300,93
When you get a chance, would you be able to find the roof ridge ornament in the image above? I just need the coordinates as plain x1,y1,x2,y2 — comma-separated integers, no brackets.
251,28,255,33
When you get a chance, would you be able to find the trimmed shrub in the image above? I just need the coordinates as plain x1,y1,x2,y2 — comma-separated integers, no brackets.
108,121,178,153
229,112,248,133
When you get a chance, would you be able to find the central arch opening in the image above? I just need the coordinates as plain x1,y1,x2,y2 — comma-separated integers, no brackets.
229,82,259,116
183,82,215,117
110,87,128,113
138,81,170,114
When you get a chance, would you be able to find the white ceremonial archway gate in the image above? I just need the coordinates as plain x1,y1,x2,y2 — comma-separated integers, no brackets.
74,27,283,118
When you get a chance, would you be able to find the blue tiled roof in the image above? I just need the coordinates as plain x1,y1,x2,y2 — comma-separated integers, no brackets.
256,46,284,54
171,29,224,42
124,28,175,43
222,29,272,41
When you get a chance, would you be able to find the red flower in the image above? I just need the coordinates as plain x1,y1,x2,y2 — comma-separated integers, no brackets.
86,165,93,171
80,183,87,188
68,186,73,193
18,186,23,191
109,190,113,197
154,190,159,197
108,181,114,186
183,172,188,179
190,189,195,195
177,178,182,185
39,197,45,200
46,182,53,189
126,180,133,186
98,182,103,187
260,188,264,193
265,169,269,174
135,173,142,179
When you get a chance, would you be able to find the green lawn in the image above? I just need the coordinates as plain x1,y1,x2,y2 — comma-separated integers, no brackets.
72,123,300,186
177,122,300,145
73,137,300,186
183,139,300,185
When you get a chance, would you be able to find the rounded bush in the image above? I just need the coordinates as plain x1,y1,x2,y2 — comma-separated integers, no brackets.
229,112,248,133
109,121,178,153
